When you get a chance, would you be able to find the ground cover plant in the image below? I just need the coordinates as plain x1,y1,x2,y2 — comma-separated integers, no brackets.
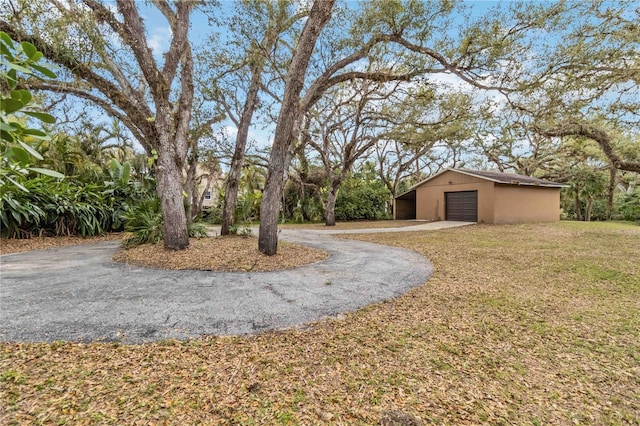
1,221,638,424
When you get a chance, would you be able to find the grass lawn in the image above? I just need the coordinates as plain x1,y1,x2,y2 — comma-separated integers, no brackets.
1,222,638,424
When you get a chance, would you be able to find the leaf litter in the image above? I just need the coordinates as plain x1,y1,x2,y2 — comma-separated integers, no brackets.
1,221,639,425
112,235,329,272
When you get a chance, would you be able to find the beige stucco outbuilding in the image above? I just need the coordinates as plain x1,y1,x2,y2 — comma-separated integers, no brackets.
394,169,566,224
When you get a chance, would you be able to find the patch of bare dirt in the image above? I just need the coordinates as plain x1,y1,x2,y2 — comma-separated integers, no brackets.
0,234,123,255
112,235,329,272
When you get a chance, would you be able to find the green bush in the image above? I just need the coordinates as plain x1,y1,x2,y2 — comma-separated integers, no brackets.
0,164,155,238
188,221,208,238
235,191,261,223
283,179,324,223
121,196,163,247
0,183,46,238
335,177,391,221
200,205,222,224
121,195,208,247
0,177,113,238
616,190,640,221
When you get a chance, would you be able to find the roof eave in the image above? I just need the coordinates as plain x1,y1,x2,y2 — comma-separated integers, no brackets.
393,168,454,199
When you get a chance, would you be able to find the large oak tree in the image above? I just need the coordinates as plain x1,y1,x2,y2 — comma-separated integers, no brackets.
1,0,197,249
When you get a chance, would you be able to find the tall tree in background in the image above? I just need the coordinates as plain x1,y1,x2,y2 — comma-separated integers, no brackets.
257,0,575,254
305,79,399,226
374,88,476,198
204,0,306,235
1,0,197,249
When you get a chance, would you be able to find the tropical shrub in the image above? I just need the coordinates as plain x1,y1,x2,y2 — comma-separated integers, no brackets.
121,197,163,247
616,190,640,221
103,159,154,231
200,205,223,224
0,177,112,238
234,190,261,223
0,162,156,239
283,177,324,223
334,177,391,221
0,182,45,238
121,196,208,248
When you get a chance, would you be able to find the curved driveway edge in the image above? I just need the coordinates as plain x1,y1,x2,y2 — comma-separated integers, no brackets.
0,229,432,344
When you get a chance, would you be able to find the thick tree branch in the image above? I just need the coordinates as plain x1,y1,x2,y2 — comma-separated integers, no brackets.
390,35,515,93
302,70,417,113
30,82,149,150
160,0,192,83
0,19,155,139
540,123,640,173
175,44,195,161
300,34,396,111
113,0,166,102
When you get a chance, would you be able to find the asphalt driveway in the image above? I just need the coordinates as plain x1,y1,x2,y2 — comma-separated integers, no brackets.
0,227,444,343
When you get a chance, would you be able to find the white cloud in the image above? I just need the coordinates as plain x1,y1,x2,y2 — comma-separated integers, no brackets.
147,26,172,55
219,125,237,139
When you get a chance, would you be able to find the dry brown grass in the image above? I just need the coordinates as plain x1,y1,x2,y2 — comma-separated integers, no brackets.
113,235,328,272
1,221,639,425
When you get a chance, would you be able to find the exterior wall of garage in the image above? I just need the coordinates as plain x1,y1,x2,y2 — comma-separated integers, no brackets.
493,184,561,223
415,171,495,223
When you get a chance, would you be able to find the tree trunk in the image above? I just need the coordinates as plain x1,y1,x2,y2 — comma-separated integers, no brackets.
607,165,616,220
575,189,583,221
221,161,241,235
259,153,287,255
258,0,335,255
156,146,190,250
324,186,338,226
184,150,198,220
585,196,593,222
221,62,264,235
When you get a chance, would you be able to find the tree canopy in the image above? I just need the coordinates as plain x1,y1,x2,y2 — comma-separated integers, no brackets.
1,0,638,250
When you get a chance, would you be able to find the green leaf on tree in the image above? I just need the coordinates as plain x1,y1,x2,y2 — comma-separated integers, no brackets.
6,62,33,74
0,32,14,49
24,111,56,124
11,89,32,104
1,98,24,114
20,42,38,60
5,175,29,192
0,129,16,142
0,122,18,132
30,64,57,79
5,146,32,164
